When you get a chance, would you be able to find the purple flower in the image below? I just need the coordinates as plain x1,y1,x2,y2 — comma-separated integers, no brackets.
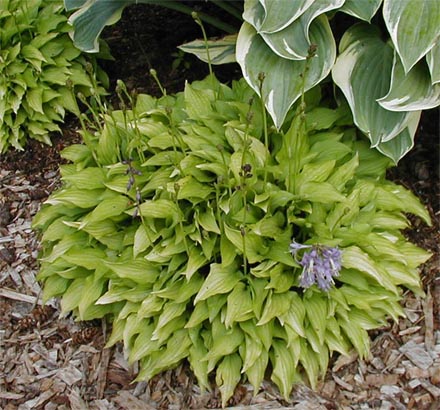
290,240,342,291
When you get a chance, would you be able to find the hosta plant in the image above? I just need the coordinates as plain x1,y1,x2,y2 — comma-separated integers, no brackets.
65,0,440,163
34,75,431,406
0,0,107,153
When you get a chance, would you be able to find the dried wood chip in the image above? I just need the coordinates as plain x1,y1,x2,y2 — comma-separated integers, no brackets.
423,289,435,351
114,390,157,410
399,341,434,370
332,375,353,391
56,365,83,386
332,351,358,372
365,374,400,386
68,388,89,410
420,379,440,398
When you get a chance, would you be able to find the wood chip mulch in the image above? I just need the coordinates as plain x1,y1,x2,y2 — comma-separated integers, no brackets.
1,127,439,409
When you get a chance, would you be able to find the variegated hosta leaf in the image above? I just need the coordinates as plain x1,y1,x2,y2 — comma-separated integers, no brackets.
178,35,237,65
378,53,440,111
332,23,419,162
426,41,440,84
243,0,315,34
383,0,440,73
66,0,137,52
260,0,343,61
339,0,382,22
237,16,336,129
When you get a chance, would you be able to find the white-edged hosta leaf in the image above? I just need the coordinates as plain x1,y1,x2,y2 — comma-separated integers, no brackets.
375,112,421,163
178,35,237,65
67,0,137,52
383,0,440,73
194,263,242,303
216,354,242,408
260,0,343,61
378,55,440,111
332,23,416,149
248,0,315,33
237,16,336,129
426,41,440,84
339,0,382,22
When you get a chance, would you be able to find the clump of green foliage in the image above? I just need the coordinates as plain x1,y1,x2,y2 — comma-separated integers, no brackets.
0,0,107,153
33,75,431,406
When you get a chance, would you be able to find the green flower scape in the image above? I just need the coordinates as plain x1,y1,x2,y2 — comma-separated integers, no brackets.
33,74,432,406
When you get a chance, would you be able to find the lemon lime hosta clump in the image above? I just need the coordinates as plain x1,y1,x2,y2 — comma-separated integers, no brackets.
33,76,431,406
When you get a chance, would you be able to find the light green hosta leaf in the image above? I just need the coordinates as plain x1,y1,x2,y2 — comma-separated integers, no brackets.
332,23,416,153
378,55,440,111
46,188,103,208
80,195,129,226
104,259,159,285
152,302,187,338
257,291,291,326
184,81,214,120
136,199,182,225
339,0,382,22
78,275,106,319
243,0,314,34
340,319,370,359
280,292,306,338
342,246,396,292
42,275,70,303
298,338,320,389
245,348,269,393
426,41,440,84
299,181,346,203
60,277,85,314
260,0,343,61
237,16,336,129
271,339,297,399
62,248,106,270
204,325,244,363
178,35,237,65
383,0,440,73
225,282,253,328
96,287,149,305
216,354,242,408
304,295,327,345
194,263,242,303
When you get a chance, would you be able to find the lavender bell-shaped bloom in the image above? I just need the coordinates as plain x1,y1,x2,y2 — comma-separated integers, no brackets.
290,240,342,291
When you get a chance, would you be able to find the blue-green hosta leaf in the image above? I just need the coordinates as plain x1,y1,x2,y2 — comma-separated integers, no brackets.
237,17,336,129
260,0,343,61
332,23,417,151
178,35,237,65
243,0,315,34
383,0,440,73
378,55,440,111
426,41,440,84
339,0,382,22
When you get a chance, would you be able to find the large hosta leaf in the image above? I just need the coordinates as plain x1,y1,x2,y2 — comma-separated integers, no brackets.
426,41,440,84
243,0,315,34
383,0,440,73
376,112,421,162
178,35,237,65
65,0,154,52
378,54,440,111
237,16,336,129
260,0,344,61
332,24,418,161
339,0,382,22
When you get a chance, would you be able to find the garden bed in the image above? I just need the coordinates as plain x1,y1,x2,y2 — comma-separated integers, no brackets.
0,4,439,409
